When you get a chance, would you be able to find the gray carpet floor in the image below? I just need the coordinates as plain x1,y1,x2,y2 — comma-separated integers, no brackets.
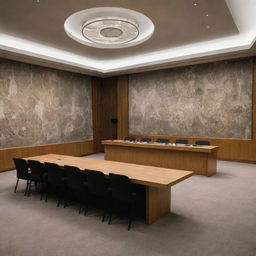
0,154,256,256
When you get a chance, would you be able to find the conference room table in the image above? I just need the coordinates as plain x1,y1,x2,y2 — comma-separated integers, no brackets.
24,154,193,224
103,140,219,176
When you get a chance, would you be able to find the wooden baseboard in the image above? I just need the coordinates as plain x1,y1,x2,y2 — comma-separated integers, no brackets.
0,140,94,172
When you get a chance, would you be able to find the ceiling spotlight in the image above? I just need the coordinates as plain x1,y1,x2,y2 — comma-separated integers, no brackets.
206,14,209,17
193,3,197,6
206,25,210,29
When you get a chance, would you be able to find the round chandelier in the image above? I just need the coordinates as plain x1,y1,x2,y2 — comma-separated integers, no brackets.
64,7,154,49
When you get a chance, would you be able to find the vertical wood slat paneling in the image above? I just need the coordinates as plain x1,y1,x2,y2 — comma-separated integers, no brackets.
92,77,118,152
0,140,94,172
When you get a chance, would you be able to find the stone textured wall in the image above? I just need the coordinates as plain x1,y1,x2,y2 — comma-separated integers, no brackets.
129,58,253,139
0,58,93,148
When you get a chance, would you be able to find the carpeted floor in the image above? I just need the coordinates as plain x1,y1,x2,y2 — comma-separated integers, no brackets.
0,154,256,256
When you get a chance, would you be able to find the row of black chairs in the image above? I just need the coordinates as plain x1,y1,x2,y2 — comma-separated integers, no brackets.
13,158,136,230
124,137,210,145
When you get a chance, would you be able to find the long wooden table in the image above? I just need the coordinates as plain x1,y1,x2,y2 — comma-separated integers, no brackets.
25,154,193,224
103,140,219,176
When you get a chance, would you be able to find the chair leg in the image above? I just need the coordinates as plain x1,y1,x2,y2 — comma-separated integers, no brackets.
14,178,19,193
79,204,82,214
25,180,30,196
102,198,107,222
128,202,134,231
45,185,49,202
57,187,61,207
64,189,69,208
40,192,44,200
84,202,88,216
27,180,32,197
108,201,113,225
128,217,132,231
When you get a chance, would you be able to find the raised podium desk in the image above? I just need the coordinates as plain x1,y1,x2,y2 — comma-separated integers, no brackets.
103,140,219,176
25,154,193,224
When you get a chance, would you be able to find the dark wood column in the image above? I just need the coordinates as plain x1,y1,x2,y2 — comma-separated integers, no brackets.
92,77,118,152
117,75,129,139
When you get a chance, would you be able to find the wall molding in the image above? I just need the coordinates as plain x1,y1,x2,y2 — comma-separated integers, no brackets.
0,140,94,172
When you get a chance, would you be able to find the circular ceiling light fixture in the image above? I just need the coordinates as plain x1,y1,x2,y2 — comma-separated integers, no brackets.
64,7,154,49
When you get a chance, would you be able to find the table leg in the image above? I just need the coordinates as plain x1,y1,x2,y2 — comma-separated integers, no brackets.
146,186,171,224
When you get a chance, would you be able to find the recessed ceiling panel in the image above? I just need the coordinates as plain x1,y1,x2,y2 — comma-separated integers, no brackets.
0,0,239,60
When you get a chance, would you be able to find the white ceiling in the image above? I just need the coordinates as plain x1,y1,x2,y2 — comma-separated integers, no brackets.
0,0,256,76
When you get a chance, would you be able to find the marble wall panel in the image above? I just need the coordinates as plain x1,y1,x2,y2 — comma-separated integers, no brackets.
129,58,253,139
0,58,93,148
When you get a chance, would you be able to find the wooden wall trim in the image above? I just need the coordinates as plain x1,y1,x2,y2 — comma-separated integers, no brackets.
92,77,119,152
0,140,94,172
92,77,103,153
117,75,129,139
252,57,256,140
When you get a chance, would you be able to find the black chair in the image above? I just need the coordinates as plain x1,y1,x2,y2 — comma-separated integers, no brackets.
175,139,188,144
124,137,136,142
13,158,31,196
27,160,47,200
156,138,169,144
44,162,66,206
64,165,87,214
85,170,109,222
108,173,136,231
195,140,210,146
140,138,152,143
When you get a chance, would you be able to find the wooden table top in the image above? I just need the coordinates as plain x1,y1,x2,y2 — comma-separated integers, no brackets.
25,154,193,189
102,140,219,153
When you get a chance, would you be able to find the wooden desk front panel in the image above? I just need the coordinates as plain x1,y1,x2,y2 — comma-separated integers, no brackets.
104,144,217,176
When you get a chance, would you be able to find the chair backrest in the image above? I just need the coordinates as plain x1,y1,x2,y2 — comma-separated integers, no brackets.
124,137,136,142
109,173,133,203
176,139,188,144
64,165,85,190
195,140,210,146
140,137,152,142
156,138,169,144
13,158,30,179
28,160,46,182
86,170,108,197
45,162,63,186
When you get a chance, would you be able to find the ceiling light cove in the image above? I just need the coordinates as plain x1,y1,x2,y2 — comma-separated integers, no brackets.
64,7,154,49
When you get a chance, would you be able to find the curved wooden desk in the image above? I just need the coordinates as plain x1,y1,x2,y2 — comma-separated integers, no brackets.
103,140,219,176
24,154,193,224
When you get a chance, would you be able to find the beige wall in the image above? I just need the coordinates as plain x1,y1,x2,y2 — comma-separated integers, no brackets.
129,58,253,139
0,58,93,148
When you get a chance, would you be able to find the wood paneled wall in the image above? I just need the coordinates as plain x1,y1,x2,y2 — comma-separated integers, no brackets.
92,77,118,152
1,57,255,173
117,75,129,140
115,57,256,162
0,140,94,172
